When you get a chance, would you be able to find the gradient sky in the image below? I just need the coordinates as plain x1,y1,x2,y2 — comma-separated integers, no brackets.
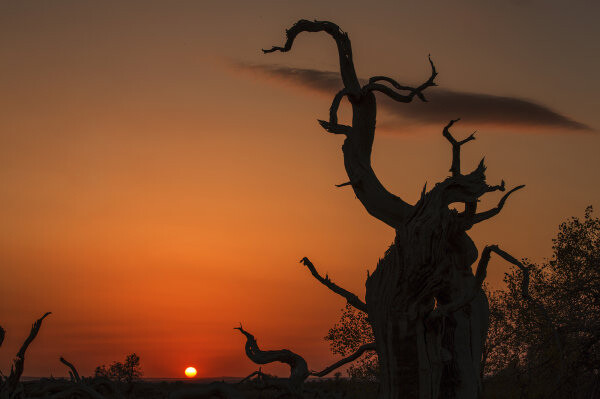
1,0,599,379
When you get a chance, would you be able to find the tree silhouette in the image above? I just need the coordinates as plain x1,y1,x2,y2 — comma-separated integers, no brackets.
262,20,528,399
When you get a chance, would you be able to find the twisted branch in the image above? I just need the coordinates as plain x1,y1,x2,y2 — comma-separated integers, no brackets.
362,56,437,103
263,19,361,96
234,325,309,391
299,257,367,313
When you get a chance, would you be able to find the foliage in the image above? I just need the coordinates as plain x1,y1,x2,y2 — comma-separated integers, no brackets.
94,353,143,383
484,206,600,398
324,303,378,381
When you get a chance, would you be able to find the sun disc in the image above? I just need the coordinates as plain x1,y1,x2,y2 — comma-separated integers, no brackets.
184,367,197,378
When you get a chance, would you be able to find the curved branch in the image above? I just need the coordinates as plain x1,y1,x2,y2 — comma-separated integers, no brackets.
311,342,376,377
299,257,368,313
234,325,309,390
6,312,51,392
59,357,81,383
329,88,349,126
471,184,525,224
362,56,437,103
263,19,361,96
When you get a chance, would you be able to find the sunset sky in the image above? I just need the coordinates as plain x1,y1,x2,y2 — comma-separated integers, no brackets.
1,1,599,379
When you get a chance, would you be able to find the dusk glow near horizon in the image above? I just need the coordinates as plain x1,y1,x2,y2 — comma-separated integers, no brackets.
184,367,197,378
0,0,598,380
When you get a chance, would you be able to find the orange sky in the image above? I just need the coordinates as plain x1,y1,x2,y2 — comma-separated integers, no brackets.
1,1,599,379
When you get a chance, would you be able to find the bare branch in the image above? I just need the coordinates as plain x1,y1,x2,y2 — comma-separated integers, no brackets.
311,342,376,377
318,119,352,135
237,368,263,384
362,56,437,102
329,88,349,125
442,119,476,176
361,82,416,103
234,325,309,390
0,326,5,348
59,357,81,383
6,312,51,392
368,76,414,91
263,19,361,96
335,181,352,188
471,184,525,224
299,257,368,313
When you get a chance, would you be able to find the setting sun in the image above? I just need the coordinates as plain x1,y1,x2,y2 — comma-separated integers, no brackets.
184,367,197,378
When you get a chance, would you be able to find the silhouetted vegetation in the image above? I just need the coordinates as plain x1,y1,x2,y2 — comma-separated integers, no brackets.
325,207,599,398
94,353,143,383
483,206,600,398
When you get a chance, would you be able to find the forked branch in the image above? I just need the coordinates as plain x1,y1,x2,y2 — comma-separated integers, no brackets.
442,119,476,177
311,342,376,377
299,257,368,313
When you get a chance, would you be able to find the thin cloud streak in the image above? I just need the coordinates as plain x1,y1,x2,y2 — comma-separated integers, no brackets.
231,62,590,133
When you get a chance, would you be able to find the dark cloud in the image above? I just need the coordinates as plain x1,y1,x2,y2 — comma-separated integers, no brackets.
231,62,590,132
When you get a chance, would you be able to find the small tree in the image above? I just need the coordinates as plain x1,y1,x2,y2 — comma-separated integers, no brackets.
95,353,142,383
484,207,600,398
325,304,378,381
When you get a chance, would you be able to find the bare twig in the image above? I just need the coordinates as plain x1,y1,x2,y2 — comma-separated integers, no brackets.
311,342,376,377
299,257,368,313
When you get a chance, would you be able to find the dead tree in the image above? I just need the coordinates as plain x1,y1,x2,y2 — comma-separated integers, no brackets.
264,20,526,399
0,312,51,399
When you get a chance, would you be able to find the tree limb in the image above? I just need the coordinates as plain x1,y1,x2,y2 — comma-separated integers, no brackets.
0,326,5,348
442,119,476,177
59,357,81,383
263,19,361,97
471,184,525,225
299,257,368,313
362,56,437,102
311,342,376,377
6,312,51,392
234,325,309,391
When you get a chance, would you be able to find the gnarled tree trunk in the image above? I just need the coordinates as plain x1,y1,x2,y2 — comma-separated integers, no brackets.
264,20,525,399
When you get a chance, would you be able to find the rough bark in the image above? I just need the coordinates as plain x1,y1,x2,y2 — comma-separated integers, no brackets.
265,20,526,399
